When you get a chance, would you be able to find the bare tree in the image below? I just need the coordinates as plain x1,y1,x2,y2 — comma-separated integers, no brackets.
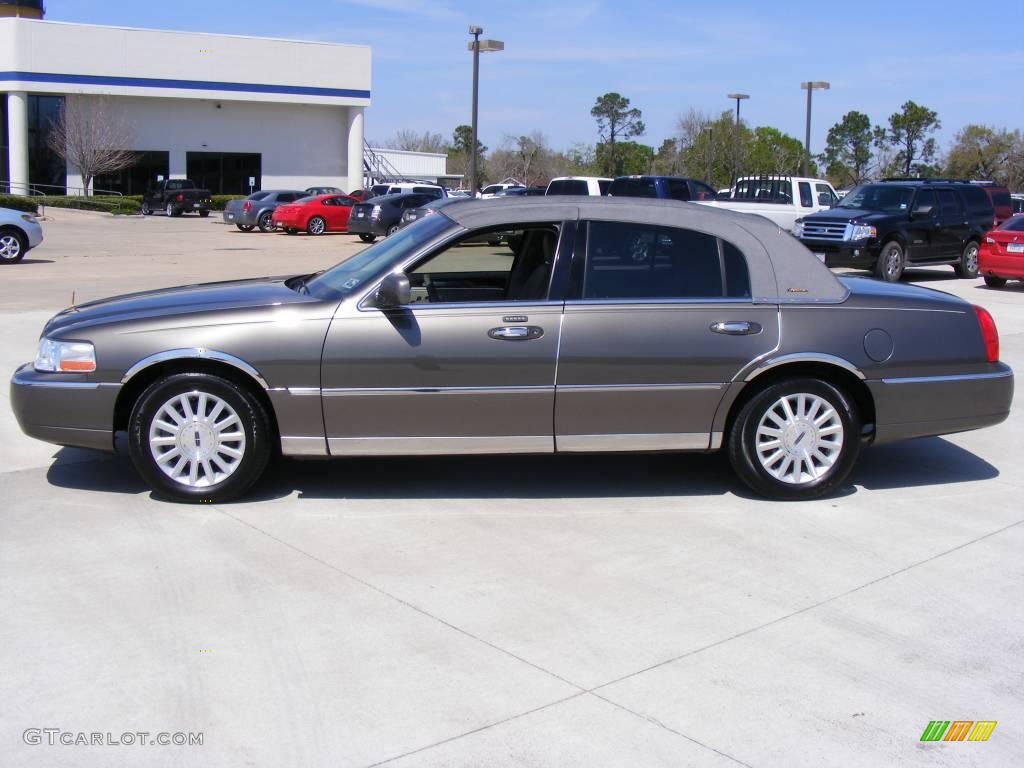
383,129,447,154
47,96,138,195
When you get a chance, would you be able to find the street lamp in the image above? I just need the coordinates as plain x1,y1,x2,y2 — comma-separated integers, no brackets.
726,93,749,182
467,26,504,195
801,81,830,177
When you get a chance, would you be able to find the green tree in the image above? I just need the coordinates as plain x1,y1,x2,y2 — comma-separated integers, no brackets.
590,92,645,176
596,140,653,176
820,111,875,186
945,125,1019,184
878,101,941,176
747,126,808,176
448,125,488,187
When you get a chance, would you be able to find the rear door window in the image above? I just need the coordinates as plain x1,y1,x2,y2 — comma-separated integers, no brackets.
609,178,658,198
667,180,691,201
936,189,963,218
582,221,751,300
799,182,813,208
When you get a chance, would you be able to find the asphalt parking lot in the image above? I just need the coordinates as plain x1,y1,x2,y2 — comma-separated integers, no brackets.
2,210,1022,767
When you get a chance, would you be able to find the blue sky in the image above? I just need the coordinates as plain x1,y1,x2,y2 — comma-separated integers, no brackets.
48,0,1022,156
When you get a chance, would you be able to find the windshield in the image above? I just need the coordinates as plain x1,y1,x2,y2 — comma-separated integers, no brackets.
305,215,455,299
836,184,915,212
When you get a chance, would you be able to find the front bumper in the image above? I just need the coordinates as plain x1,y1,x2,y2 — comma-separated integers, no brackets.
10,363,120,452
25,220,44,249
868,364,1014,444
799,238,879,268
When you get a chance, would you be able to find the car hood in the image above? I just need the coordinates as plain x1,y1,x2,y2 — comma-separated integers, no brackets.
804,208,897,224
43,276,319,336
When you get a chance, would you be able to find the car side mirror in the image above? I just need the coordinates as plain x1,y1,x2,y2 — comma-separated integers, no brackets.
375,273,410,308
911,204,933,219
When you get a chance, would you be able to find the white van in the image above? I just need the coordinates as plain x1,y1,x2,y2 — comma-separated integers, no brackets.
369,182,446,199
545,176,612,196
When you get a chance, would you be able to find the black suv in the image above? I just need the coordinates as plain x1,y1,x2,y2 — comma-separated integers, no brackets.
795,179,994,282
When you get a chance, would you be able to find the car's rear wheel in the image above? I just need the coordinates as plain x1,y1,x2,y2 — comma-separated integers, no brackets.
386,224,400,237
728,378,861,500
954,241,980,278
198,210,210,218
359,233,376,243
874,241,905,282
128,373,272,503
236,223,254,232
984,275,1008,288
257,211,274,233
0,228,27,264
307,216,326,235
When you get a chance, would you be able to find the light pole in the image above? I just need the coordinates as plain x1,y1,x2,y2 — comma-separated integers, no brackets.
467,26,503,195
801,81,830,177
726,93,749,182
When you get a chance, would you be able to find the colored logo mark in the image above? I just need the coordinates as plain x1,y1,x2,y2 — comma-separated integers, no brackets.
920,721,997,742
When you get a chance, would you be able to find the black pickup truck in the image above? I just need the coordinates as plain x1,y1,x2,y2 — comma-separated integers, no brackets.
141,179,214,217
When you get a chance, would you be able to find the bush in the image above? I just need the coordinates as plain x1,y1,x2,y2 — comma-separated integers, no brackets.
0,194,40,214
212,195,244,211
37,195,141,215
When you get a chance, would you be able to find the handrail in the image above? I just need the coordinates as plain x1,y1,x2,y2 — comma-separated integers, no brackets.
0,180,124,197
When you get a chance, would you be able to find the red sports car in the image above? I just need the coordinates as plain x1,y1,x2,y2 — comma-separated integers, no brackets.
979,215,1024,288
271,193,359,235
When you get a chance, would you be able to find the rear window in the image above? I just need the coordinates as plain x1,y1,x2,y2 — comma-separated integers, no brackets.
609,178,658,198
248,192,270,201
547,179,589,195
961,185,994,217
1000,217,1024,232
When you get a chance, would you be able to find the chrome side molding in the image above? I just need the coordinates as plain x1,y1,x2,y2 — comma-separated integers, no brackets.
121,348,270,389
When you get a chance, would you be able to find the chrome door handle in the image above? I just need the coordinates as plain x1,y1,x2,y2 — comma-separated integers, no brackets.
488,326,544,341
710,321,762,336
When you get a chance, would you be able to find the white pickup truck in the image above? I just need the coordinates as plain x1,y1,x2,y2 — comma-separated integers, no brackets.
696,176,839,232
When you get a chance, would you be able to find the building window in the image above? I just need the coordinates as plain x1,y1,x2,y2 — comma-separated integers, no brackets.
94,151,169,196
28,94,66,194
186,152,261,195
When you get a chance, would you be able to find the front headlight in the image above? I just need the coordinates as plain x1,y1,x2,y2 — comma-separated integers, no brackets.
793,220,805,237
850,224,877,241
34,338,96,373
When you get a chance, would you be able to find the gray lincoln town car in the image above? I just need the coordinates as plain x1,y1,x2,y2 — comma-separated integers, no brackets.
10,198,1014,503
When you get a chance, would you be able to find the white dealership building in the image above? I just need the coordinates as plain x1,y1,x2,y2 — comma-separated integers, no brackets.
0,10,371,196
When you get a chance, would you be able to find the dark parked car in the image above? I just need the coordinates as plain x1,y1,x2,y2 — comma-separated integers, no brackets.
141,179,213,218
222,190,307,233
795,179,995,282
609,175,718,201
11,198,1013,504
348,192,436,242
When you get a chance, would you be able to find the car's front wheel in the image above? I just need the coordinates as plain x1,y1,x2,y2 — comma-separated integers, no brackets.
954,240,980,278
141,202,152,215
359,233,376,243
984,275,1008,288
874,241,905,282
728,378,861,500
0,228,28,264
128,373,272,503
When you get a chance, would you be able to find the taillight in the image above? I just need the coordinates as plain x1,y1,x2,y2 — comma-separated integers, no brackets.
984,236,996,244
243,200,252,212
973,305,999,363
176,193,184,202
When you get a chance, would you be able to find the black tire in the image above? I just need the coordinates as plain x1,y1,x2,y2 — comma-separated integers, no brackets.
286,228,298,235
954,240,980,278
727,378,861,501
984,275,1007,288
874,240,905,282
359,233,376,243
198,210,210,218
307,216,327,236
236,223,255,232
0,227,28,264
165,202,179,218
128,373,272,503
257,211,274,233
141,202,152,216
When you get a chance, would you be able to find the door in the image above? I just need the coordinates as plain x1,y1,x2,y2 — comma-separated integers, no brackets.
555,219,779,451
322,195,354,231
905,189,939,262
320,221,572,454
934,188,969,259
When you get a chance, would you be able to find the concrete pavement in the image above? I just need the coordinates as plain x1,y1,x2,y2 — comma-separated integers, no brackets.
1,212,1022,767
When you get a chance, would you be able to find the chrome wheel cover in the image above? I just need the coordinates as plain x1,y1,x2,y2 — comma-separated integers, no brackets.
883,245,902,277
965,243,979,272
309,217,325,234
0,234,22,260
148,391,246,488
755,393,844,485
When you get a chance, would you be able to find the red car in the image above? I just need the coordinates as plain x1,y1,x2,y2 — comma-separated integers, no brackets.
271,193,359,235
979,215,1024,287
